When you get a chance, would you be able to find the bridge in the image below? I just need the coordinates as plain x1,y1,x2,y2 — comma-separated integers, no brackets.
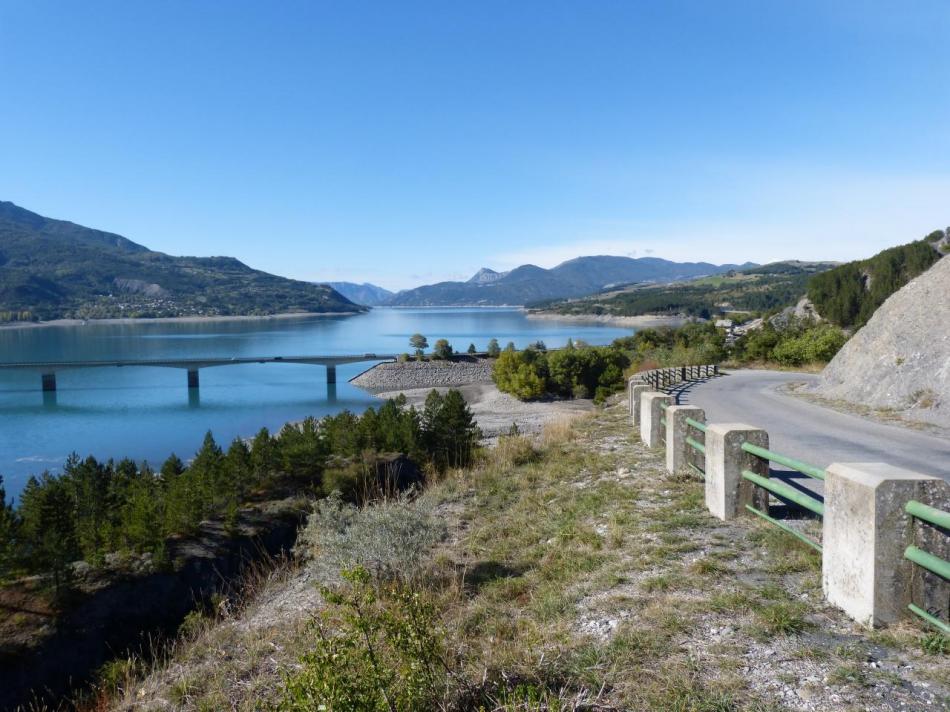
0,354,397,392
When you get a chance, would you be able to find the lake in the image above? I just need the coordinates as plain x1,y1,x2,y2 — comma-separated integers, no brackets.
0,308,631,498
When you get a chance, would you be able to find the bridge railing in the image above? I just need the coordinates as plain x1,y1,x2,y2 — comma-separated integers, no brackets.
630,372,950,636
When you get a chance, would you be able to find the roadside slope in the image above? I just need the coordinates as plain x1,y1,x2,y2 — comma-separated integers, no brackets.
104,399,948,711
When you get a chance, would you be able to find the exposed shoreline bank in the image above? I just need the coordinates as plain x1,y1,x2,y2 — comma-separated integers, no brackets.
351,358,591,439
0,311,363,330
525,311,689,328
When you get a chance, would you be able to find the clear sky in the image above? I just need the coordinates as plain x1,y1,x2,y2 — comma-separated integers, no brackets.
1,1,948,290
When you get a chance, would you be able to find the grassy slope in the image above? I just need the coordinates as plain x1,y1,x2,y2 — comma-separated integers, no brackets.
103,400,948,711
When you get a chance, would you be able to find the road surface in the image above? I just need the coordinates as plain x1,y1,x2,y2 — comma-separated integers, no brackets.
679,369,950,489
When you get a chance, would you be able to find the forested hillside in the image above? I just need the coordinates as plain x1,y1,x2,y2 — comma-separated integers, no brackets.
0,201,360,321
807,231,946,329
536,261,833,319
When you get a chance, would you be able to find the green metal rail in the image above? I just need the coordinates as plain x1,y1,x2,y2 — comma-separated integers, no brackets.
740,442,826,481
686,436,705,454
908,604,950,635
740,470,825,516
906,500,950,530
685,417,707,433
746,504,822,552
903,499,950,633
905,545,950,580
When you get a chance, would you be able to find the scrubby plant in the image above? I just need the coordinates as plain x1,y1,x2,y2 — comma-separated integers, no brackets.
295,492,446,585
280,567,449,712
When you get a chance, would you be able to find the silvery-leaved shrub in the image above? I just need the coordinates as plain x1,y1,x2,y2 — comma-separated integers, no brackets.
295,491,445,585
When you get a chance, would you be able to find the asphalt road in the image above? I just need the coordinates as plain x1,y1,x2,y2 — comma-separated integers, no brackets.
679,369,950,489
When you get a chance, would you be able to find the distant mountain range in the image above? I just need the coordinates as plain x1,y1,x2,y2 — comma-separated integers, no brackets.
385,256,758,307
0,201,361,321
323,281,394,306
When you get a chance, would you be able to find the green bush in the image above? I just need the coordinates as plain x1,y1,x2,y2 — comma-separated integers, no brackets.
432,338,453,360
492,344,630,403
771,323,847,366
280,567,448,712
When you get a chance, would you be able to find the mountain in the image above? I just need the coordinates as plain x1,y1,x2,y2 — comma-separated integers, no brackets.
534,260,834,319
386,256,757,307
467,268,508,284
323,281,394,306
0,201,362,321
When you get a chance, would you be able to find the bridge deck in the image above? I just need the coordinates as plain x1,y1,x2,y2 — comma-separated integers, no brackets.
0,354,397,371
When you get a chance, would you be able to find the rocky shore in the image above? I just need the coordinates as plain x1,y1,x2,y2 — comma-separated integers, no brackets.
350,358,495,392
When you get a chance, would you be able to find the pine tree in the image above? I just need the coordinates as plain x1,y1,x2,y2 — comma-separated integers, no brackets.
0,476,18,581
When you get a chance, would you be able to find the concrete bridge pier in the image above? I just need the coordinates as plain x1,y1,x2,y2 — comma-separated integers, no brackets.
326,364,337,385
187,369,199,389
41,372,56,392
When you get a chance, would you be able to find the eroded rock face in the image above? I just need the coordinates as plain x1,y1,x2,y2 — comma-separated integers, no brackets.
815,255,950,426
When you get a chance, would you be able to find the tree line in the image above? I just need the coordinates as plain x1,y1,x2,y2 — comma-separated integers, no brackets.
807,233,945,329
492,340,630,402
0,391,480,591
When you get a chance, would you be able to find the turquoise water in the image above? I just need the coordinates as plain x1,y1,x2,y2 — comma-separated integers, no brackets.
0,308,630,498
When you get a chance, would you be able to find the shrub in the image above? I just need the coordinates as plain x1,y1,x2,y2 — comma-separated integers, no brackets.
432,338,453,360
280,567,449,712
295,493,445,585
492,350,547,400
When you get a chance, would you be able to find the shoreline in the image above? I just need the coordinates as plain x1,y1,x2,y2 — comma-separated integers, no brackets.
0,311,364,330
525,311,689,328
351,359,591,439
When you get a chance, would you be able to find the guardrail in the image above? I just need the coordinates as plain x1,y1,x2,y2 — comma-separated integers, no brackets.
904,500,950,634
634,364,718,391
630,373,950,635
739,442,826,552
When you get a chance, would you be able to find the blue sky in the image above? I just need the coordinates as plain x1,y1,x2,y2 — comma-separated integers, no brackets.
1,1,948,290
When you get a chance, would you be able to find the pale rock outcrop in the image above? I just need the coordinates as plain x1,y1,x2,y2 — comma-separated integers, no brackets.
815,255,950,427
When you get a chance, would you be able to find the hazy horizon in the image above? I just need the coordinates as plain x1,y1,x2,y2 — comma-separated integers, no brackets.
2,1,947,290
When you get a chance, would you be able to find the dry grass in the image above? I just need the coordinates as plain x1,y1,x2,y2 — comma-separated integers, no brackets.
98,397,949,711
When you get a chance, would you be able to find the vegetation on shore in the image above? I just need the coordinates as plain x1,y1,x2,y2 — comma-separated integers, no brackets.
491,319,847,403
0,391,479,591
492,340,630,402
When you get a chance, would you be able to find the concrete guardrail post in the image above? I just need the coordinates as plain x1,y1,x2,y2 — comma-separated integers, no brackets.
665,405,705,474
640,392,672,449
629,383,651,427
704,423,769,520
822,463,950,628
